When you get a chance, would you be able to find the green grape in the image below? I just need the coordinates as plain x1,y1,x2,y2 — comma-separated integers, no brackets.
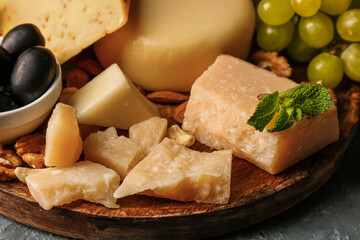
257,0,295,26
257,21,295,52
307,53,343,89
287,30,318,62
290,0,321,17
341,43,360,82
320,0,352,15
336,9,360,42
298,12,334,49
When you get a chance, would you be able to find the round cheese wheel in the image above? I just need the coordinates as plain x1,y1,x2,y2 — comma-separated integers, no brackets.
94,0,256,92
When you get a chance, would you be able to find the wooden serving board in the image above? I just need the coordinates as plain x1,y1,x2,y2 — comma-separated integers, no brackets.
0,65,359,239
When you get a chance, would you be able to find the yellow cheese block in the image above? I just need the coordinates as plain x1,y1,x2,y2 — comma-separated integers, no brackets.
84,127,144,179
0,0,130,63
15,161,120,210
114,138,232,204
68,64,160,129
182,55,340,175
129,117,167,155
45,103,83,167
94,0,255,91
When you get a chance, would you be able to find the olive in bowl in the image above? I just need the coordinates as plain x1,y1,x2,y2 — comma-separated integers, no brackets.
0,37,62,145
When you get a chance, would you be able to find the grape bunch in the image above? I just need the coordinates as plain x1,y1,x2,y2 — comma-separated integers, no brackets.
256,0,360,88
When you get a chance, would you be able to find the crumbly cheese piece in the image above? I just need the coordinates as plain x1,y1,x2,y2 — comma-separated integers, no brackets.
0,0,130,63
94,0,255,91
45,103,83,167
114,138,232,204
68,64,160,129
84,127,144,179
15,161,120,210
129,117,167,155
182,55,339,175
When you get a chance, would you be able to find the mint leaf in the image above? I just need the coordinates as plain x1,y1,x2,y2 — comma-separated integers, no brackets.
247,83,335,133
246,91,279,132
268,107,295,133
279,84,334,116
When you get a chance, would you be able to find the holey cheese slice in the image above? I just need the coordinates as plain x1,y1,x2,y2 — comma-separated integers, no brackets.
0,0,130,63
94,0,255,91
114,138,232,204
15,161,120,210
182,55,339,175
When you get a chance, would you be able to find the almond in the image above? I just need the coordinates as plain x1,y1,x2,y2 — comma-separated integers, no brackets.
76,58,104,76
66,68,89,88
146,91,189,104
173,101,188,124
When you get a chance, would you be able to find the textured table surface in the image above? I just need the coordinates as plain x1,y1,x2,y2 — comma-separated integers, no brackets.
0,126,359,240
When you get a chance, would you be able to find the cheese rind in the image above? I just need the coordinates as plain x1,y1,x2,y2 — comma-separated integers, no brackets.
68,64,160,129
182,55,339,174
0,0,130,63
18,161,120,210
84,127,144,179
114,138,232,204
94,0,255,91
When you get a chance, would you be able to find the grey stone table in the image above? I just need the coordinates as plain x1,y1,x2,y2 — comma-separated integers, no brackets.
1,127,359,240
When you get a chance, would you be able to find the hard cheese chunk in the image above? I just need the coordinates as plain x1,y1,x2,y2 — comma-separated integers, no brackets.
68,64,160,129
84,127,144,179
129,117,167,155
15,161,120,210
0,0,130,63
114,138,232,204
45,103,82,167
94,0,255,91
182,55,339,175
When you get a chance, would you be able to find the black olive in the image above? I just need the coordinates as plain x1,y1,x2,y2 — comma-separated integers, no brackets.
10,46,56,106
1,23,45,60
0,46,12,87
0,91,18,112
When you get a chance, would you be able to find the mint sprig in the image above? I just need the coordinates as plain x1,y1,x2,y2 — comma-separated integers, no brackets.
246,84,335,133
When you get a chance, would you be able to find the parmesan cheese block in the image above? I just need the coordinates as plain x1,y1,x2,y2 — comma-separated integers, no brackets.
129,117,167,155
45,103,83,167
0,0,130,63
182,55,339,175
15,161,120,210
84,127,144,179
114,138,232,204
68,64,160,129
94,0,255,92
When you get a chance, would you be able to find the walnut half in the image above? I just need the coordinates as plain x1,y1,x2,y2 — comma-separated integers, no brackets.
14,133,45,169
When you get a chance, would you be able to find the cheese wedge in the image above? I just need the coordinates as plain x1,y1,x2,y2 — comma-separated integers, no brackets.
84,127,144,179
45,103,83,167
129,117,168,155
114,138,232,204
68,64,160,129
182,55,339,175
15,161,120,210
0,0,130,63
94,0,255,91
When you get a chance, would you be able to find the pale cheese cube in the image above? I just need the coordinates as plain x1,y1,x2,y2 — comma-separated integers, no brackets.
114,138,232,204
83,127,144,179
16,161,120,210
182,55,339,175
45,103,83,167
0,0,130,63
68,64,160,130
129,117,168,155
